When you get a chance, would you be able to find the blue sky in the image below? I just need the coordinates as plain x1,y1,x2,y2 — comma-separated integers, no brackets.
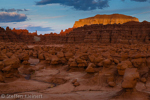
0,0,150,34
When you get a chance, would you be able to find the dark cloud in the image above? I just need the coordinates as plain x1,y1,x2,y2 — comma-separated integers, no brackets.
36,0,110,10
0,8,29,12
131,0,147,2
96,6,150,14
0,12,27,23
36,0,150,10
121,0,148,1
25,25,54,32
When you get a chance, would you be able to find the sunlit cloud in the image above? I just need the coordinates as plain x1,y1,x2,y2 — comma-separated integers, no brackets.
0,12,27,22
131,11,150,16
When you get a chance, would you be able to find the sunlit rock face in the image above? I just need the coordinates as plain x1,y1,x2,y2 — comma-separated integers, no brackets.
73,14,139,28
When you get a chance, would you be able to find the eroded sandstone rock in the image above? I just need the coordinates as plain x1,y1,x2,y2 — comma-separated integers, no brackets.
73,14,139,28
51,55,60,65
85,63,95,73
122,68,139,89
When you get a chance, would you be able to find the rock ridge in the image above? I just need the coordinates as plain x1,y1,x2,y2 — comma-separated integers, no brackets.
73,14,139,28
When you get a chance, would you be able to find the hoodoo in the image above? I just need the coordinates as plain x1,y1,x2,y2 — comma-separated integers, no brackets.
73,14,139,28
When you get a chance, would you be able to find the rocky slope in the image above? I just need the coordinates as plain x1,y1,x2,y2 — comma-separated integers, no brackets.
0,43,150,100
73,14,139,28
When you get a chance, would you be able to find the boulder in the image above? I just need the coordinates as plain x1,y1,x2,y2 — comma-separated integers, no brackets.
0,73,4,82
140,77,147,83
3,57,20,68
0,61,4,70
89,55,95,63
33,52,38,58
18,53,29,61
76,57,87,68
22,53,29,61
65,52,74,60
6,52,13,58
121,53,129,61
2,65,12,72
51,55,60,65
85,63,95,73
146,57,150,68
72,79,77,84
122,60,133,68
117,63,128,75
113,59,119,64
80,53,89,60
94,56,104,64
57,51,64,58
108,82,116,87
117,60,133,76
97,61,103,67
103,59,111,68
72,79,80,87
131,58,143,68
0,53,7,61
69,61,78,68
60,57,67,64
22,60,29,65
38,53,45,60
74,82,80,87
122,68,139,89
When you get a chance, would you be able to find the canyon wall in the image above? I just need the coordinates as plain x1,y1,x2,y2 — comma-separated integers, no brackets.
0,27,37,43
0,21,150,44
73,14,139,28
66,21,150,44
0,27,64,44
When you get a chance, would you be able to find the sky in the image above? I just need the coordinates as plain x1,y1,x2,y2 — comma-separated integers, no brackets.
0,0,150,35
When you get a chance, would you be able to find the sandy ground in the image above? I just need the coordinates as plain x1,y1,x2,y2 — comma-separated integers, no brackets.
0,59,120,100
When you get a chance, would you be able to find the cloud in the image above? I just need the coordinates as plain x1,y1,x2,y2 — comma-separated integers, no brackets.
0,12,27,23
99,6,150,13
123,0,149,2
36,0,110,11
0,8,29,12
42,15,66,19
24,25,54,32
131,0,147,2
123,0,150,2
131,11,150,16
35,0,150,11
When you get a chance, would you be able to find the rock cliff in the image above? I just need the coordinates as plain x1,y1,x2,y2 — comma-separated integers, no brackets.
73,14,139,28
66,21,150,44
0,27,37,43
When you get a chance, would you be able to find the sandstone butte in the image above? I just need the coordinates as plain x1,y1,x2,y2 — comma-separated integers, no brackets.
73,14,139,28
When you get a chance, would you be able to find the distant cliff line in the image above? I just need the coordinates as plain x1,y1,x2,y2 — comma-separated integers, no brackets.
73,14,139,28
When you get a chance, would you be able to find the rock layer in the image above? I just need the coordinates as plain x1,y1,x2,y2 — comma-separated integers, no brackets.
73,14,139,28
66,21,150,44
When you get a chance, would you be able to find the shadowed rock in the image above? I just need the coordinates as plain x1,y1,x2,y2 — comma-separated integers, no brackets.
34,36,41,42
